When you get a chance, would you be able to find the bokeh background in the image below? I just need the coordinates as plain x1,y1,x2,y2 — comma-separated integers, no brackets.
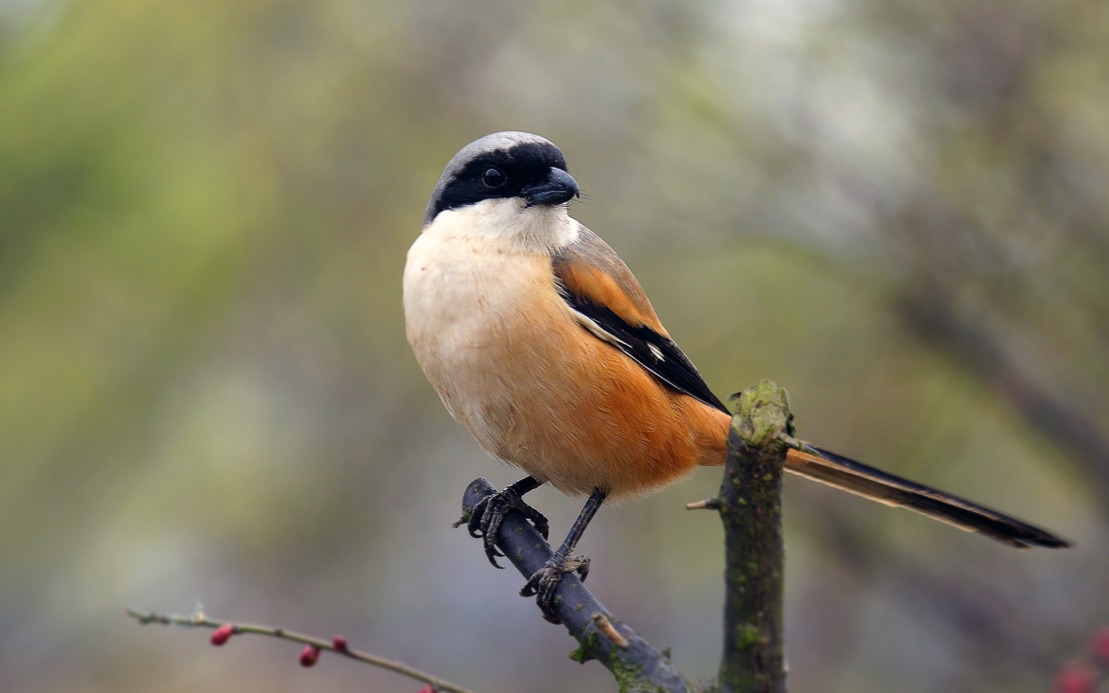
2,0,1107,691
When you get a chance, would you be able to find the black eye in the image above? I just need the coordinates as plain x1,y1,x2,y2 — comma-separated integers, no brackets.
481,167,506,188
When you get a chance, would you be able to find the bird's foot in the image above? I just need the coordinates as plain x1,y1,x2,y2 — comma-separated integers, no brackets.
454,485,550,568
520,553,591,624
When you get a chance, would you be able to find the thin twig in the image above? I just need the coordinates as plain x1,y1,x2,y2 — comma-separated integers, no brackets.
126,608,476,693
685,497,721,511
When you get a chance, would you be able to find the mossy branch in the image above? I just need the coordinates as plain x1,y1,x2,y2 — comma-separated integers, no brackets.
716,379,789,693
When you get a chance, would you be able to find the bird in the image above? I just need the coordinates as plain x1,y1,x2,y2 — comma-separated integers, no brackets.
402,131,1070,622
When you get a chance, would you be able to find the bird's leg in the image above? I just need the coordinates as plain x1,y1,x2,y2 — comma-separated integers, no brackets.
521,488,607,624
456,476,549,568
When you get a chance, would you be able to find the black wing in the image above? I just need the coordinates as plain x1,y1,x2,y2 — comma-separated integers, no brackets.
562,294,730,414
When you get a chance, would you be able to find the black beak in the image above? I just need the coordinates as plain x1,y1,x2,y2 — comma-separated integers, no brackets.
521,168,580,207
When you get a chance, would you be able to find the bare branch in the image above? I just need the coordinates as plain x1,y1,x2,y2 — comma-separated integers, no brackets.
461,478,691,693
126,608,476,693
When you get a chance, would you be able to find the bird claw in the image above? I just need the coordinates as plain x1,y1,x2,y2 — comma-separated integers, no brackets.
520,553,591,623
455,485,550,568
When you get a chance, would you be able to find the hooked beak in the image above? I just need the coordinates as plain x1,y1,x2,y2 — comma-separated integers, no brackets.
521,167,580,207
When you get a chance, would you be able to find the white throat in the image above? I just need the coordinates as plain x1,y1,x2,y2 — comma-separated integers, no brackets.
422,198,579,255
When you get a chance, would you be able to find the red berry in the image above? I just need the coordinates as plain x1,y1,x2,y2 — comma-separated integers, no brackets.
332,635,349,653
1054,663,1095,693
1092,626,1109,661
210,623,235,646
416,685,436,693
299,645,320,668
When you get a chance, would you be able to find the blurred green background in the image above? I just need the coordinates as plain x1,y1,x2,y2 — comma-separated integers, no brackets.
2,0,1106,691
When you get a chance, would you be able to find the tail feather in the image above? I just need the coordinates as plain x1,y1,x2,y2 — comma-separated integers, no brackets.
784,446,1070,549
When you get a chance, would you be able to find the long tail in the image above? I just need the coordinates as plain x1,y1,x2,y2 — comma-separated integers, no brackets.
784,445,1070,549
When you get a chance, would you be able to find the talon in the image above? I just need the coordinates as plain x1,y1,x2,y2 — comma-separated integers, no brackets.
566,554,590,583
520,552,591,624
460,495,504,567
462,485,550,569
465,497,490,538
531,512,550,541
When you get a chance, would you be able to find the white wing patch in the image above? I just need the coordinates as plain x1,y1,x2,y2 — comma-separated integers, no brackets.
569,307,669,364
569,307,630,349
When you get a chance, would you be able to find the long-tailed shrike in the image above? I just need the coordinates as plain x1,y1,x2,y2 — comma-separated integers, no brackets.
403,131,1068,622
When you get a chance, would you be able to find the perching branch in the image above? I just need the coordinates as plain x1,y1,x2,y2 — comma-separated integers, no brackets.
464,381,792,693
130,381,793,693
709,379,789,693
460,478,691,693
126,608,476,693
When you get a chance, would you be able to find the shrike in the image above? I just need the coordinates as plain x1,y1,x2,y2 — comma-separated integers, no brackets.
403,131,1068,622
